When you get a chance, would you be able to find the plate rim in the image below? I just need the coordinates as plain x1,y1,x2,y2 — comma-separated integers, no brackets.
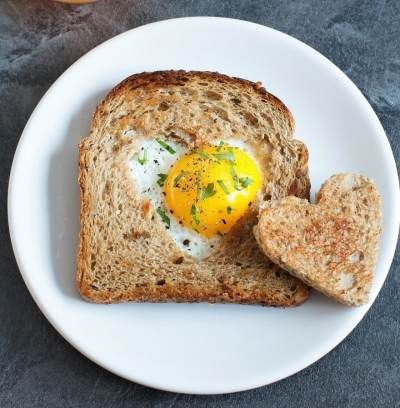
7,16,400,394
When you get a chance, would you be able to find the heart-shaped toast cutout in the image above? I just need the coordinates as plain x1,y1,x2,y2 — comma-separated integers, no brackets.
255,174,382,305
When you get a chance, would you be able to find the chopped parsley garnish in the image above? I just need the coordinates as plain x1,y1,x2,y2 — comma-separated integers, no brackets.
173,171,188,187
229,165,241,190
227,206,233,214
190,204,200,225
155,138,176,154
157,173,167,187
197,151,210,159
216,141,225,151
239,176,253,189
136,149,148,165
217,179,230,194
199,183,216,200
156,207,170,227
212,151,235,163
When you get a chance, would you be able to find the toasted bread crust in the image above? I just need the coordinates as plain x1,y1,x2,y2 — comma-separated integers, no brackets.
96,70,295,134
77,70,310,306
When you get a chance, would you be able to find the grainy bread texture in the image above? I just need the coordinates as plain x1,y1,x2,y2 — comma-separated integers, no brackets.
255,174,382,305
77,70,311,306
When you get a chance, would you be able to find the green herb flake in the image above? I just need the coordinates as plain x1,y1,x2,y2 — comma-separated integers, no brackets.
239,176,253,189
190,204,200,225
155,138,176,154
136,149,148,165
216,141,225,151
217,179,230,194
157,173,167,187
227,206,233,214
197,150,210,159
199,183,216,200
212,151,235,163
173,171,188,187
229,165,241,190
156,207,170,227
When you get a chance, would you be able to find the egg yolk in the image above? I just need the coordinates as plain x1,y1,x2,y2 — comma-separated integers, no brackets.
164,145,262,238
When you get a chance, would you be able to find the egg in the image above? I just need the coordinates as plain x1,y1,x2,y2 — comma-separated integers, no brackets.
129,137,262,258
164,144,261,237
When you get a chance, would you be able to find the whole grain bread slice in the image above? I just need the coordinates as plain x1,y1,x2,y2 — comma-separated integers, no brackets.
77,70,310,306
255,174,382,305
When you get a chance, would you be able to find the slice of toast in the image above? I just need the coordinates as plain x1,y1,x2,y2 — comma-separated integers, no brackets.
77,70,310,306
255,174,382,305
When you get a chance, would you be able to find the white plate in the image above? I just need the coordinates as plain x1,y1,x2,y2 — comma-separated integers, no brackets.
8,17,400,394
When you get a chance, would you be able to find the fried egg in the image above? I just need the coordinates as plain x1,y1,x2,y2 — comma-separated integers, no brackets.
130,137,262,258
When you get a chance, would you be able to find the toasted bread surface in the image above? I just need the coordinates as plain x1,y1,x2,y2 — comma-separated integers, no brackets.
78,70,310,306
255,174,382,305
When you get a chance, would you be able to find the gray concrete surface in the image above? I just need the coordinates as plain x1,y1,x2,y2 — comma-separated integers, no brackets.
0,0,399,406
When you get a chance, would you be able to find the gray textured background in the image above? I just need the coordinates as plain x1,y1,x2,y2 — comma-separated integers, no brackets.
1,0,399,406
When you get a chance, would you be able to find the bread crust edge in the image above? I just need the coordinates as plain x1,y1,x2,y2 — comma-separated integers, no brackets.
76,70,309,307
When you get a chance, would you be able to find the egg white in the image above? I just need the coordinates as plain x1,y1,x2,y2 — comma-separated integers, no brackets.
129,138,219,258
129,137,260,259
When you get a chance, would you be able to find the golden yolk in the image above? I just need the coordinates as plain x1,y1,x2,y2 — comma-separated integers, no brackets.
164,145,262,238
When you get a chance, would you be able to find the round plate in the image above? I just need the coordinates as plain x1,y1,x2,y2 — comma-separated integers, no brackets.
8,17,400,394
